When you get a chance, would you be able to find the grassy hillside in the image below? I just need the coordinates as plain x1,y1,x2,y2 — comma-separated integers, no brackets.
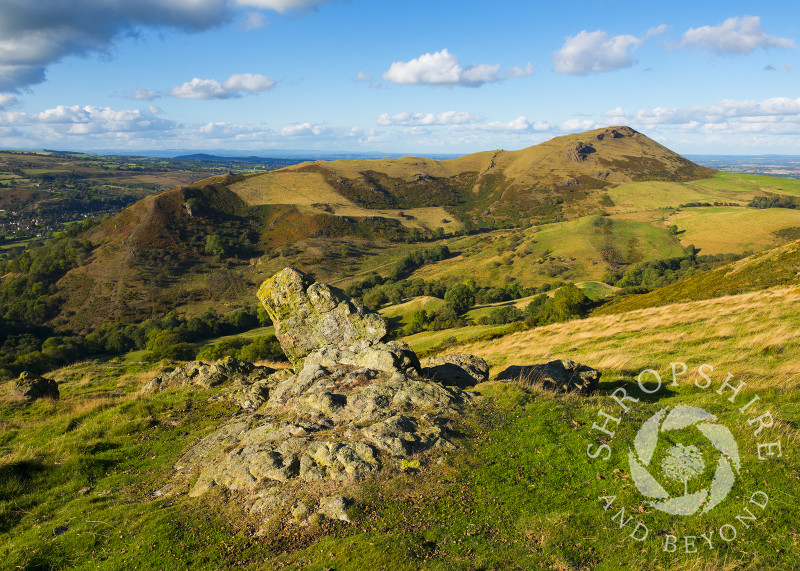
596,238,800,314
2,285,797,569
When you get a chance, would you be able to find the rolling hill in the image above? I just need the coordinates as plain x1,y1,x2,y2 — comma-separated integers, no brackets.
27,126,798,334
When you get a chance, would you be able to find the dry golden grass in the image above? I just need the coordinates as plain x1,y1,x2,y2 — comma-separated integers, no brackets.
450,287,800,391
669,207,800,255
229,171,462,232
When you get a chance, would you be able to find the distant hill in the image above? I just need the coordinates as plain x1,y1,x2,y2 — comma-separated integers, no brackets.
44,126,800,332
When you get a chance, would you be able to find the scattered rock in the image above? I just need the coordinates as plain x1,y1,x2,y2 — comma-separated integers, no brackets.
257,267,387,366
142,356,275,395
10,371,59,401
558,177,580,187
421,354,489,388
496,359,600,394
53,525,69,536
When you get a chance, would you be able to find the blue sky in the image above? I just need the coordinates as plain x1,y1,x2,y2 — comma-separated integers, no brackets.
0,0,798,155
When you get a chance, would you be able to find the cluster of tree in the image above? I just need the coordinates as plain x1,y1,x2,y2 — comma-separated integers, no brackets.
475,284,592,327
749,195,799,210
195,334,284,363
85,305,272,360
679,202,740,208
402,306,466,336
600,249,743,291
0,298,279,378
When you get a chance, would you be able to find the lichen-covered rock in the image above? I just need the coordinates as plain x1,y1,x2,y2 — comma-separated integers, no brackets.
170,269,484,529
496,359,600,393
142,357,275,395
10,371,59,401
421,353,489,388
257,268,387,366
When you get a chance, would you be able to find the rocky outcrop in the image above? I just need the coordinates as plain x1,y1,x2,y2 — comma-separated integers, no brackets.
496,359,600,394
166,268,476,528
420,354,489,388
9,371,59,401
257,267,387,366
564,142,596,162
142,356,279,409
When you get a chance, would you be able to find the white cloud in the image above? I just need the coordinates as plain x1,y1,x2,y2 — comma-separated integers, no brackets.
602,97,800,136
382,49,504,87
1,104,175,136
505,63,534,79
377,111,480,126
169,73,276,99
355,70,372,82
0,93,17,109
125,87,161,101
280,122,328,136
646,24,668,39
553,30,644,75
680,16,794,55
234,0,328,13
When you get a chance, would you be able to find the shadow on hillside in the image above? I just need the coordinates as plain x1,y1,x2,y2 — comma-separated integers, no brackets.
597,378,677,403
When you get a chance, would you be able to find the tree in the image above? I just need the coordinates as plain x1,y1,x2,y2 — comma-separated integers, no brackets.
444,282,475,315
205,234,225,258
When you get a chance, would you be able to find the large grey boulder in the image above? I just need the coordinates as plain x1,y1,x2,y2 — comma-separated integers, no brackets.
421,353,489,388
257,268,387,366
10,371,59,401
496,359,600,394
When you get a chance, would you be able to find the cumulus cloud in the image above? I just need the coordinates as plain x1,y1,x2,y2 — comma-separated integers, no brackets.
376,111,480,126
554,30,644,75
0,0,327,92
602,97,800,136
383,49,512,87
1,104,175,136
377,111,555,134
0,93,18,109
169,73,276,99
504,63,534,79
280,122,328,136
0,0,234,92
680,16,794,55
125,87,161,101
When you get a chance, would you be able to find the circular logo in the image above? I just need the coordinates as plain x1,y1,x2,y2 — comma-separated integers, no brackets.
628,405,741,516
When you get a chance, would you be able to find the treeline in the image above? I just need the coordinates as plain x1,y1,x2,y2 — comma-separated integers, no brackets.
406,283,592,335
0,291,284,378
601,250,744,291
749,195,799,210
679,201,740,208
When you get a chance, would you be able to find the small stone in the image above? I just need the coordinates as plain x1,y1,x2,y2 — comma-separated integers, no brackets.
496,359,600,393
53,525,69,536
317,496,351,522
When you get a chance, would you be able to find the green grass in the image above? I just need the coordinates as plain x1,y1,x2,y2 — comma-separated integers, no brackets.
412,216,683,287
2,285,799,569
609,172,800,213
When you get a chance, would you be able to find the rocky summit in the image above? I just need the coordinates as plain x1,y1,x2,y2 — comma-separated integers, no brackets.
166,268,483,527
